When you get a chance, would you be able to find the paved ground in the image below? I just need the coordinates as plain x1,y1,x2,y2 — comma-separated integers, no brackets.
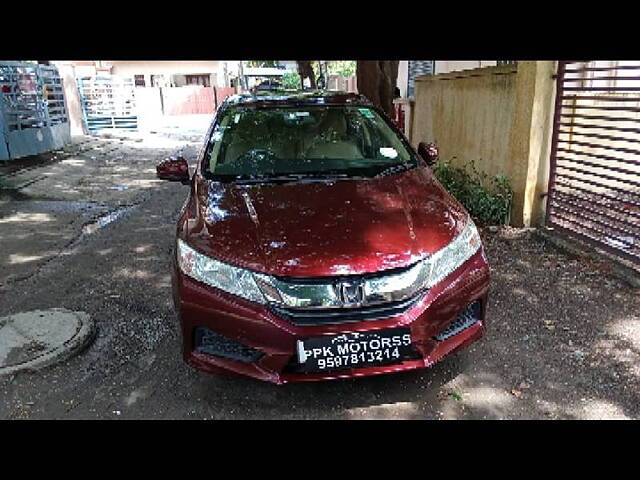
0,116,638,419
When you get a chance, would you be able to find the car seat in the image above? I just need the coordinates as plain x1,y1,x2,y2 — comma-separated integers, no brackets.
304,110,364,159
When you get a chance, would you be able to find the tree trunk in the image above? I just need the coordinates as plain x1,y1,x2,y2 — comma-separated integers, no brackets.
297,61,317,89
356,61,399,117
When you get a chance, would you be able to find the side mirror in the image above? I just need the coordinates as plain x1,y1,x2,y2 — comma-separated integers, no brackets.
418,142,439,166
156,156,190,185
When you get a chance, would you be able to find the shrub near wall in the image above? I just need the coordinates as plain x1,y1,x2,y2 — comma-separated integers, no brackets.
410,62,558,227
432,160,513,226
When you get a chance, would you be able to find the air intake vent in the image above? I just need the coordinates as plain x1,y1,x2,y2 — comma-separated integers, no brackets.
435,301,481,341
194,327,263,363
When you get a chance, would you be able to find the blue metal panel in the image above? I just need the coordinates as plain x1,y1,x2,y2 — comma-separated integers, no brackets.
0,61,70,160
0,95,9,159
4,122,69,158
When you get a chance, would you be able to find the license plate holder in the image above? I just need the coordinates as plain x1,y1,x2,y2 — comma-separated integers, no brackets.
296,327,413,372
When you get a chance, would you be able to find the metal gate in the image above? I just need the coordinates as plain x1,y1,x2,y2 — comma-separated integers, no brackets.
77,75,138,132
0,61,70,160
547,61,640,268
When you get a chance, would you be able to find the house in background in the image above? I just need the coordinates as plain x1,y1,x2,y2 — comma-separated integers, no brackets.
53,61,239,89
53,61,240,135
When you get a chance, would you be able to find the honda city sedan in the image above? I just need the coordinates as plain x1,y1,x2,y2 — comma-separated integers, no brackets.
157,91,490,384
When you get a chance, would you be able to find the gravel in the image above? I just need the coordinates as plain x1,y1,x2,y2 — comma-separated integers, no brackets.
0,126,638,419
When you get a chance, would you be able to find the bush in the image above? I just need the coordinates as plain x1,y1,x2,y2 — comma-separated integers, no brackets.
431,159,513,226
327,61,356,77
281,72,301,90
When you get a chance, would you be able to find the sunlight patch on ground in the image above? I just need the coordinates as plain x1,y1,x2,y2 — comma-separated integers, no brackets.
125,388,149,407
453,385,514,419
608,317,640,351
569,399,630,420
116,267,154,280
439,372,516,419
592,316,640,378
347,401,419,419
133,244,152,253
61,158,86,167
0,212,54,224
127,179,161,189
510,287,540,304
8,253,45,264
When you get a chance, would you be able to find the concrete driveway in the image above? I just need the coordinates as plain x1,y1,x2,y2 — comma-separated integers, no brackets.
1,119,638,419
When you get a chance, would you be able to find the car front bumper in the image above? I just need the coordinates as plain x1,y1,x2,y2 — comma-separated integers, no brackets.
172,249,490,384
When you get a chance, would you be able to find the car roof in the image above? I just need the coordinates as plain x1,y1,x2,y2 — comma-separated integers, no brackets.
222,90,373,108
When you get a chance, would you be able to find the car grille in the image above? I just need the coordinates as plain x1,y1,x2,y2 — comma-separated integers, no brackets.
257,260,430,312
269,291,426,326
434,301,481,341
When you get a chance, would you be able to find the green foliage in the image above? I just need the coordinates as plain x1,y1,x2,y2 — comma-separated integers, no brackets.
432,159,513,226
327,60,356,77
281,71,302,89
245,60,279,68
448,391,464,402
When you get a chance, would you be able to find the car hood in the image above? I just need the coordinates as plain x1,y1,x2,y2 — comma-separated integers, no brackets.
186,167,468,277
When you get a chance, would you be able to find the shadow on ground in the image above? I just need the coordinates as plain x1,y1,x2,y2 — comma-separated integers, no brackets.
1,130,638,419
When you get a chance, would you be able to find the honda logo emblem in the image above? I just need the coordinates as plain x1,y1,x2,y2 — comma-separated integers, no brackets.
338,280,365,306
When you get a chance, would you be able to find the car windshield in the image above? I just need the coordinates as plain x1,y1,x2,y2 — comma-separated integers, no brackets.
203,105,417,182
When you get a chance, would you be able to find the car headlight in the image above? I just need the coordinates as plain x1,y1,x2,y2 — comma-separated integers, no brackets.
176,239,266,304
425,216,481,288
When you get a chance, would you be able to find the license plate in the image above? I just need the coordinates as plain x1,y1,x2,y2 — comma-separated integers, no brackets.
296,328,413,372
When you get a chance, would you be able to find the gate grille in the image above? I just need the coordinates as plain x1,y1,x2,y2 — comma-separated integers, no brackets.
77,75,137,132
0,62,68,132
547,61,640,268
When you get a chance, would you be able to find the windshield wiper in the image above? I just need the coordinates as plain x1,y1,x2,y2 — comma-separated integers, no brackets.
232,175,296,185
233,172,365,185
375,162,414,178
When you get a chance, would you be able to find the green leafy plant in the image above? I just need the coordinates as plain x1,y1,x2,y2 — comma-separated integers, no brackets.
245,60,279,68
448,391,465,402
432,159,513,226
327,60,356,77
281,71,302,90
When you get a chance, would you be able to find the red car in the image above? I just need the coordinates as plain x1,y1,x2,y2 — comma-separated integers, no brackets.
157,91,489,384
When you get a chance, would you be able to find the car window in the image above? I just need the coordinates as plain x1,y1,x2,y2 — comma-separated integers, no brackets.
204,105,416,181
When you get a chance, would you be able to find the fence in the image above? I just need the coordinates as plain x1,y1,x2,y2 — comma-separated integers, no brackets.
162,86,214,115
128,85,237,129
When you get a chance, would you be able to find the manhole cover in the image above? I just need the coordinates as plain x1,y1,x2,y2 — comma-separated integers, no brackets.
0,309,95,376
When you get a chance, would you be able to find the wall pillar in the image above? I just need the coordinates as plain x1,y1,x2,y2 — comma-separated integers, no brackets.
56,63,86,136
507,61,557,226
